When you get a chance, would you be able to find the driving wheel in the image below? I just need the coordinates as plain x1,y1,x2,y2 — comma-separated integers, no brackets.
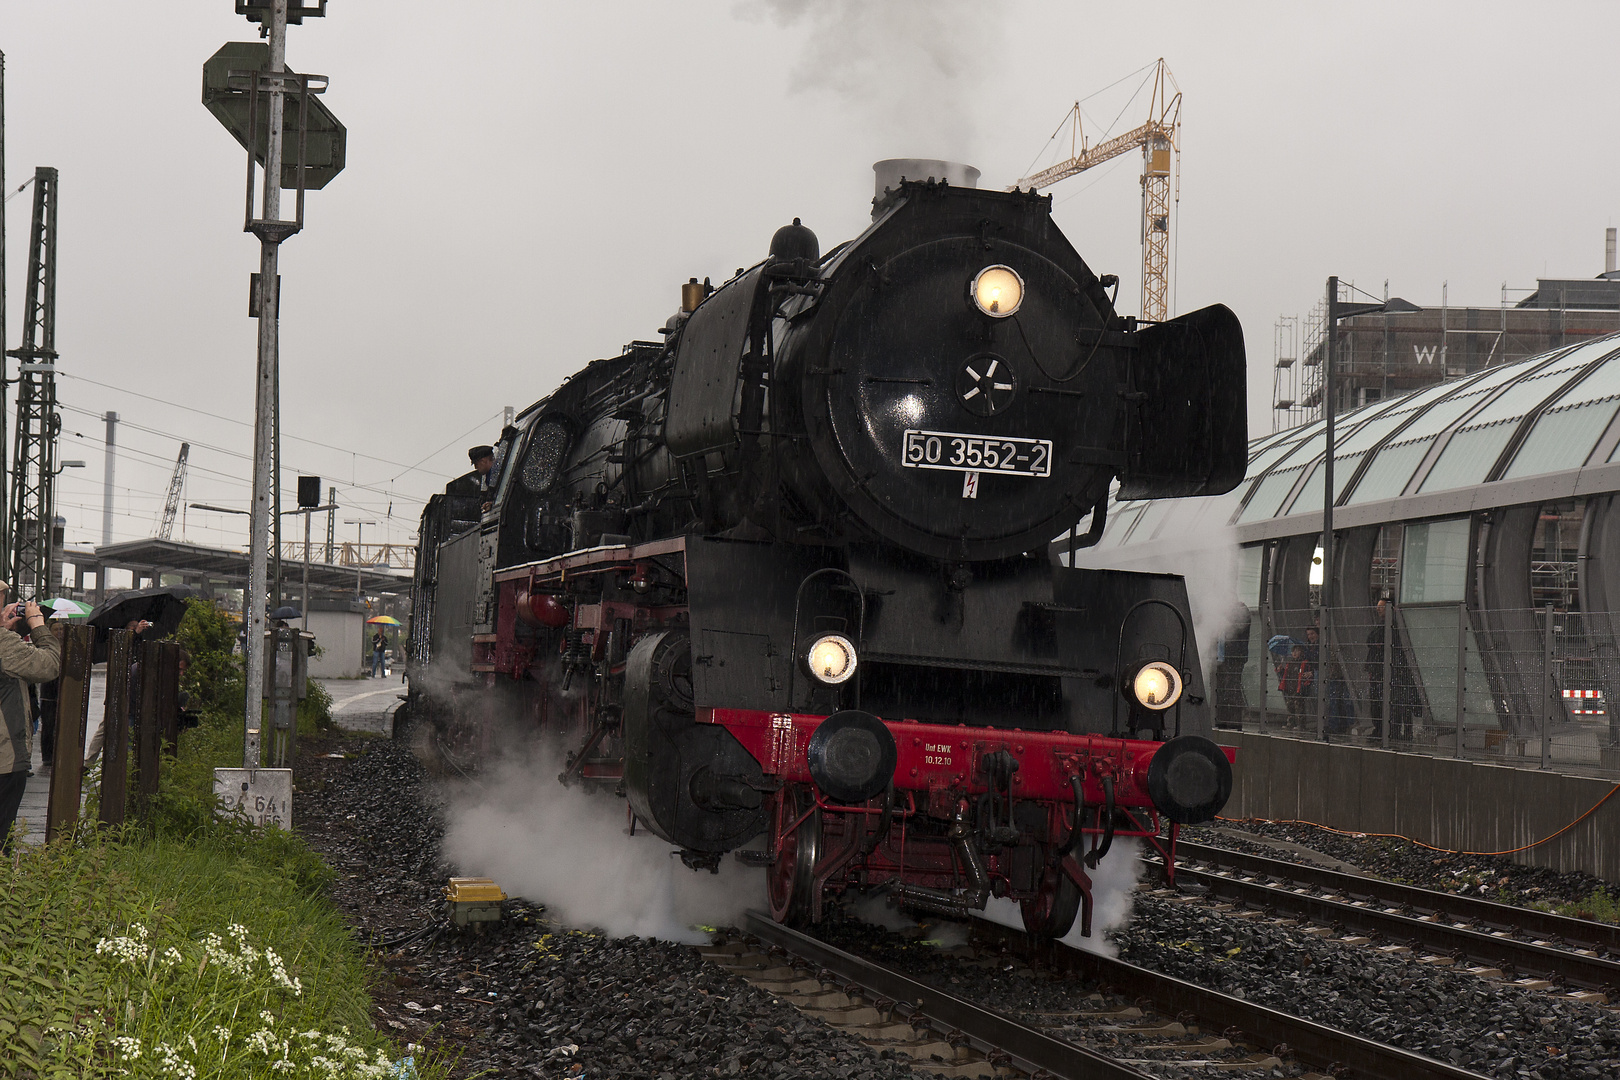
766,787,820,926
1020,857,1082,938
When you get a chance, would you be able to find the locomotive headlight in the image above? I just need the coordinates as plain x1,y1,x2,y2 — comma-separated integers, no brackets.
972,265,1024,318
1131,661,1184,711
806,634,858,685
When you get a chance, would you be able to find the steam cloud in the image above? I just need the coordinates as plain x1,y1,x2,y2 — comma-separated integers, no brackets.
744,0,1009,165
977,838,1143,957
1073,499,1244,677
441,750,763,944
850,839,1143,958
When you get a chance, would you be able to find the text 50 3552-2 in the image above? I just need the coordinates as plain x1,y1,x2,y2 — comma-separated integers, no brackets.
901,429,1052,477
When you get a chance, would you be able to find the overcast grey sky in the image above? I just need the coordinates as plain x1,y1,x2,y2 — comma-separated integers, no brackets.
3,1,1617,554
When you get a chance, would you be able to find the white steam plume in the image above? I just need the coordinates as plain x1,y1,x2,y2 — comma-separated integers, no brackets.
742,0,1009,165
978,838,1143,957
1073,496,1244,677
848,839,1143,958
441,750,763,944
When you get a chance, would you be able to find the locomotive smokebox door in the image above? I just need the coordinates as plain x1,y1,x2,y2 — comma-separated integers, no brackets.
1118,303,1248,500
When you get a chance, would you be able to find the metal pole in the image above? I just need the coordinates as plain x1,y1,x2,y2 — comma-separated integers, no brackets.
1381,599,1393,750
0,49,7,563
1454,601,1467,758
302,508,311,631
324,485,335,563
1542,602,1555,769
101,411,117,545
271,337,282,607
1319,276,1337,741
243,0,289,771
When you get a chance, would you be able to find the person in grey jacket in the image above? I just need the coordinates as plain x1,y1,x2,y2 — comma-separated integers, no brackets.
0,600,63,851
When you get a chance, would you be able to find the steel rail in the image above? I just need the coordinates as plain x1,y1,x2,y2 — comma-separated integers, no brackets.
1159,861,1620,990
740,911,1150,1080
745,911,1487,1080
1172,838,1620,954
971,921,1492,1080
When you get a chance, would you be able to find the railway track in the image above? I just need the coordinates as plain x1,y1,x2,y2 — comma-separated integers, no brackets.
1157,839,1620,996
700,910,1490,1080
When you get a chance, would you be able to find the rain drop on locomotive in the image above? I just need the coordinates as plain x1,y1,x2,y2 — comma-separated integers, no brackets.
407,159,1248,937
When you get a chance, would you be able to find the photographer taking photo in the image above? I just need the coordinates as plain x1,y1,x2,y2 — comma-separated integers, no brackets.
0,598,62,852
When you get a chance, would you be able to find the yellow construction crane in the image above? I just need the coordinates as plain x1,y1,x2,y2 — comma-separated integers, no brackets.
1011,59,1181,323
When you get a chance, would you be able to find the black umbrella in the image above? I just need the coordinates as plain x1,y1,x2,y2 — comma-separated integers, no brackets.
87,585,199,638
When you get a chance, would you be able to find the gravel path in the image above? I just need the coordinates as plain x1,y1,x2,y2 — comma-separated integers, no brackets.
296,730,920,1079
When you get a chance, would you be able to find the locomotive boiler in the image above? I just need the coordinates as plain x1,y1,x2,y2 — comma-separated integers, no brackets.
408,160,1248,937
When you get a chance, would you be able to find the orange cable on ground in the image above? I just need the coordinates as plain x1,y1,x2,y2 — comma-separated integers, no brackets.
1217,782,1620,858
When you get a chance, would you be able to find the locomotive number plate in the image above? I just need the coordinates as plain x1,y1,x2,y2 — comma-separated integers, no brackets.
901,429,1052,477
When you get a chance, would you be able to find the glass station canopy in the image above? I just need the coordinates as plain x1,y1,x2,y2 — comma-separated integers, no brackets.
1097,331,1620,547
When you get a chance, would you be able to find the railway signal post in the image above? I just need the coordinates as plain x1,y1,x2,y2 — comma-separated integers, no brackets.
203,0,344,774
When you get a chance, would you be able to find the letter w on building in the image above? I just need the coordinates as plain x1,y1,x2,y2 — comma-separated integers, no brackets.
1413,344,1438,364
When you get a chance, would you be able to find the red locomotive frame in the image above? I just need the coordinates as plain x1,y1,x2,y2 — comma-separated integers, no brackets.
463,536,1228,934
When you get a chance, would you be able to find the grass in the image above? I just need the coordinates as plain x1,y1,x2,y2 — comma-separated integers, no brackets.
1532,886,1620,925
0,598,443,1078
0,824,432,1078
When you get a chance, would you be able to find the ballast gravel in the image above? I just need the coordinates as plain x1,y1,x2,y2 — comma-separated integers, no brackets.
812,884,1620,1080
1116,894,1620,1079
1186,820,1613,914
296,728,919,1080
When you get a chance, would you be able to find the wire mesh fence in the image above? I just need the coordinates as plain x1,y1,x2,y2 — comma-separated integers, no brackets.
1213,604,1620,775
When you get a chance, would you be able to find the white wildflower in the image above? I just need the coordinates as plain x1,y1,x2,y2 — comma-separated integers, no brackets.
202,932,255,977
211,1025,232,1043
111,1035,142,1060
267,947,301,994
95,932,149,967
153,1041,196,1080
272,1060,295,1072
158,946,184,970
259,1010,276,1026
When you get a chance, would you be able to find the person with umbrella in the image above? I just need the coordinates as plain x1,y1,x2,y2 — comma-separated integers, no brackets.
0,598,61,852
366,616,400,678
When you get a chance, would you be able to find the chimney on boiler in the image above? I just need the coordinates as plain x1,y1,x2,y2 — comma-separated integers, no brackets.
871,159,980,220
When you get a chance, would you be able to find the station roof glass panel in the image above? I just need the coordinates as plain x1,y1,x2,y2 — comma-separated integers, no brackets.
1237,465,1305,523
1505,398,1620,479
1416,421,1520,492
1345,436,1435,503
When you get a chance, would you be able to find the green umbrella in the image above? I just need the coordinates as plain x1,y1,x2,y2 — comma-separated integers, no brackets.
44,598,92,618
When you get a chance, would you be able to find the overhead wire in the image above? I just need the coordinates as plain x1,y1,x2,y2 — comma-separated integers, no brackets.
59,403,434,510
57,371,456,480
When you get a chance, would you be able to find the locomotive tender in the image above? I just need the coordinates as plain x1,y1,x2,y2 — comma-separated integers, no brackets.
409,160,1248,937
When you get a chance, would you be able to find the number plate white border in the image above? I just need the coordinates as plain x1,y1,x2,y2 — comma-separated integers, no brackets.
900,428,1053,477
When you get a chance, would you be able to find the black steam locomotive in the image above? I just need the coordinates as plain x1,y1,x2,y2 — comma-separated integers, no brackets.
408,161,1247,937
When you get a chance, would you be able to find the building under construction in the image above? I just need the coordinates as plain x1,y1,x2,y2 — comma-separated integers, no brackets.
1274,229,1620,429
